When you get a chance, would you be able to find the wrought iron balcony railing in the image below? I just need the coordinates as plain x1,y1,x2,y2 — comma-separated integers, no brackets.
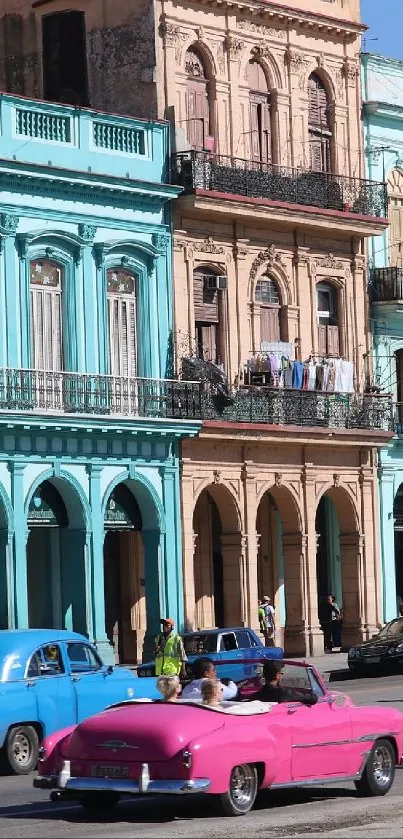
369,267,403,302
172,151,388,218
0,369,202,421
201,386,393,432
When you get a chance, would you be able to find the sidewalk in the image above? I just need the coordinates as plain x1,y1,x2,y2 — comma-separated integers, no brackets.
290,651,349,678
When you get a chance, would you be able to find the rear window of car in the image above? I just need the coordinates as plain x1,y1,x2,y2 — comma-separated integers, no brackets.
183,634,217,655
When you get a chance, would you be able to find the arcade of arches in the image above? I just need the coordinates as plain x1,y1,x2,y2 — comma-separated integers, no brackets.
183,434,382,656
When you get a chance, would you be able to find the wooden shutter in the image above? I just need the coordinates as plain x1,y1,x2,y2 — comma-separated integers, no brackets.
200,324,217,363
107,271,137,378
30,260,63,371
250,98,261,163
390,201,403,267
193,273,219,322
327,325,340,357
318,324,327,357
308,74,331,173
260,307,280,343
185,50,209,150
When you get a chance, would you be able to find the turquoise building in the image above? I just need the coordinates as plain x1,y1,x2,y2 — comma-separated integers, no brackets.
363,52,403,622
0,93,201,664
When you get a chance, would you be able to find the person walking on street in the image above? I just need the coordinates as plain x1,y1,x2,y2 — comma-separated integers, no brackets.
318,595,339,653
258,600,266,638
154,618,187,678
330,595,342,649
262,595,276,646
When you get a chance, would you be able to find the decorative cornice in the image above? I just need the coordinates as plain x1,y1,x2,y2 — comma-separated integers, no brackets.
194,236,225,254
284,46,309,75
152,231,171,254
316,252,344,270
0,213,18,235
78,223,97,244
342,56,359,85
250,244,286,280
224,34,245,59
237,19,286,40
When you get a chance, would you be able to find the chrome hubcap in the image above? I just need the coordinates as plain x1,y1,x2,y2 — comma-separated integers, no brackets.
229,764,255,810
373,745,393,788
13,732,31,767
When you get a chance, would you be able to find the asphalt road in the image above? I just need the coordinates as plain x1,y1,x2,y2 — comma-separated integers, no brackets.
1,671,403,838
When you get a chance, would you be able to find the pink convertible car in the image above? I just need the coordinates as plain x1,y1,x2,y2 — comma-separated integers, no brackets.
34,660,403,817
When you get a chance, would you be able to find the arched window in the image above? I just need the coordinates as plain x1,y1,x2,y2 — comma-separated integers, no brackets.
316,282,339,356
30,259,63,371
185,47,211,150
247,60,272,164
255,277,281,343
193,267,226,364
107,268,137,377
308,73,332,173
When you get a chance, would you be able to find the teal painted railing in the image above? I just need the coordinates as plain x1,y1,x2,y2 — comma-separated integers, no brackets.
0,369,201,420
0,93,169,184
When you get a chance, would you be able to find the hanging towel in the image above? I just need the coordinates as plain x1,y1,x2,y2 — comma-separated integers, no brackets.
292,360,304,389
307,362,317,391
337,360,354,393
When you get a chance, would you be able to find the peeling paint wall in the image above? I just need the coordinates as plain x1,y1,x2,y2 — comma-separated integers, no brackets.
0,2,158,118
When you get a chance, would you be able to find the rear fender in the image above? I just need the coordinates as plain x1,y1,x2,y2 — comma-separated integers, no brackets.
188,725,277,793
38,726,77,777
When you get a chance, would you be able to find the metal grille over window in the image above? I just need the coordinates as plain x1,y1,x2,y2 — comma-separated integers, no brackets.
107,268,137,378
255,278,280,305
30,260,63,371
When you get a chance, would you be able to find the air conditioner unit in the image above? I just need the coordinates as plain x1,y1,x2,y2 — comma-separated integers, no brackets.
204,275,228,291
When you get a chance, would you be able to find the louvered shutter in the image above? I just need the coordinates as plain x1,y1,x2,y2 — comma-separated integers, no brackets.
262,101,272,164
194,273,204,321
30,261,63,371
250,98,261,163
308,74,331,174
185,48,209,150
390,202,403,267
107,271,137,378
201,324,217,362
326,325,340,357
260,307,280,343
318,324,327,356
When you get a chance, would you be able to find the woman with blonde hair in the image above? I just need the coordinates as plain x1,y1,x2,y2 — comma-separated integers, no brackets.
200,679,223,706
156,674,181,702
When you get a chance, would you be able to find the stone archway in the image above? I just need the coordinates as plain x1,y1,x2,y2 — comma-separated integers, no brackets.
316,486,361,649
192,483,242,628
256,483,304,653
26,477,87,633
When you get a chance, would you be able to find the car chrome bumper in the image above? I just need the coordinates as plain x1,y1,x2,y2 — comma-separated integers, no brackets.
65,776,211,795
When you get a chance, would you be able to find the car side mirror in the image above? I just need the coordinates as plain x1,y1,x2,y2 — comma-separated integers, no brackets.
104,664,114,676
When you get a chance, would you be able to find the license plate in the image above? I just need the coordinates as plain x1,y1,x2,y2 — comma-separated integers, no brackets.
90,764,129,779
364,656,381,664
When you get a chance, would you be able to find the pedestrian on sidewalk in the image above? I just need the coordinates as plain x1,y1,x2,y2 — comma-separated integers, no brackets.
330,595,342,649
318,595,334,653
262,595,276,647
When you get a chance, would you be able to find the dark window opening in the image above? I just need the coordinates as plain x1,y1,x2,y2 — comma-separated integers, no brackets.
42,11,89,106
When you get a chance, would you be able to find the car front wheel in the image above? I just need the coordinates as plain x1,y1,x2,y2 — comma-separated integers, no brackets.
5,725,39,774
218,763,258,816
355,738,396,796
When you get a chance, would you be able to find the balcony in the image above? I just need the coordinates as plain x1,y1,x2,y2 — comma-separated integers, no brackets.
172,151,388,221
201,386,393,433
369,267,403,303
0,369,202,422
0,93,169,187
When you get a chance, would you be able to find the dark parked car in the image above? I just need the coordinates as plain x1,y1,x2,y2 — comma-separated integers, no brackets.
348,617,403,674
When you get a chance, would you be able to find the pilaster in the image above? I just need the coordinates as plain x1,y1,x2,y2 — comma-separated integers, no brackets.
377,467,396,623
86,464,113,663
9,463,28,628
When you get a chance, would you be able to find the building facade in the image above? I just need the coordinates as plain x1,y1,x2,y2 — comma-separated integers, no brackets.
363,52,403,624
0,0,394,655
0,92,200,665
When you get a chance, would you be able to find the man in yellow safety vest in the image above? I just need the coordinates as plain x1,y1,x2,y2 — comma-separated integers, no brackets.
154,618,187,677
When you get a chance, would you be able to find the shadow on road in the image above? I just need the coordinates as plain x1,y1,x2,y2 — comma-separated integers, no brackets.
0,786,360,825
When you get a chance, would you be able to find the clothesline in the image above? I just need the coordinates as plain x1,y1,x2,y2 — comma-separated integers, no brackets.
243,353,355,394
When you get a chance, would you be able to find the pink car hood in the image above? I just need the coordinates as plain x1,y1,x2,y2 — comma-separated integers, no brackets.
66,702,226,762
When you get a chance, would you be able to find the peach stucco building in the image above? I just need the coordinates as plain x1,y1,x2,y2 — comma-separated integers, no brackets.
0,0,393,655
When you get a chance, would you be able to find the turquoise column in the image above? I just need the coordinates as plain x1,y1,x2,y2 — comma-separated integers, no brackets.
142,529,164,661
160,460,184,631
152,232,171,378
9,463,29,627
87,465,114,664
78,226,98,373
4,222,20,367
378,465,397,622
275,510,285,628
93,244,108,375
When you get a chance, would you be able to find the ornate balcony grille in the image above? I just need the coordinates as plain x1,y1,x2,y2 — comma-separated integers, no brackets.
172,151,388,218
0,369,202,421
369,267,403,302
201,386,393,432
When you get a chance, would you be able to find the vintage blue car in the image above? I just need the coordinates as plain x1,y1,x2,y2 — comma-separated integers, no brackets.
0,629,141,774
137,626,283,681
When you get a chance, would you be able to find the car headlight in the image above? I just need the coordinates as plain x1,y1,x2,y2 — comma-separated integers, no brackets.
348,648,356,658
393,643,403,654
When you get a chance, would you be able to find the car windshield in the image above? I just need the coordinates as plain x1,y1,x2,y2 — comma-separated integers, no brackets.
377,619,403,639
183,634,217,655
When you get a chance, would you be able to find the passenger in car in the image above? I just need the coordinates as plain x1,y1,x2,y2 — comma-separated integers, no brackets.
201,679,224,706
247,661,317,706
181,657,238,700
156,674,182,702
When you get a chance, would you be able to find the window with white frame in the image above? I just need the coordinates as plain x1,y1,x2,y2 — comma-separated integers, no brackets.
107,268,137,377
30,259,63,371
